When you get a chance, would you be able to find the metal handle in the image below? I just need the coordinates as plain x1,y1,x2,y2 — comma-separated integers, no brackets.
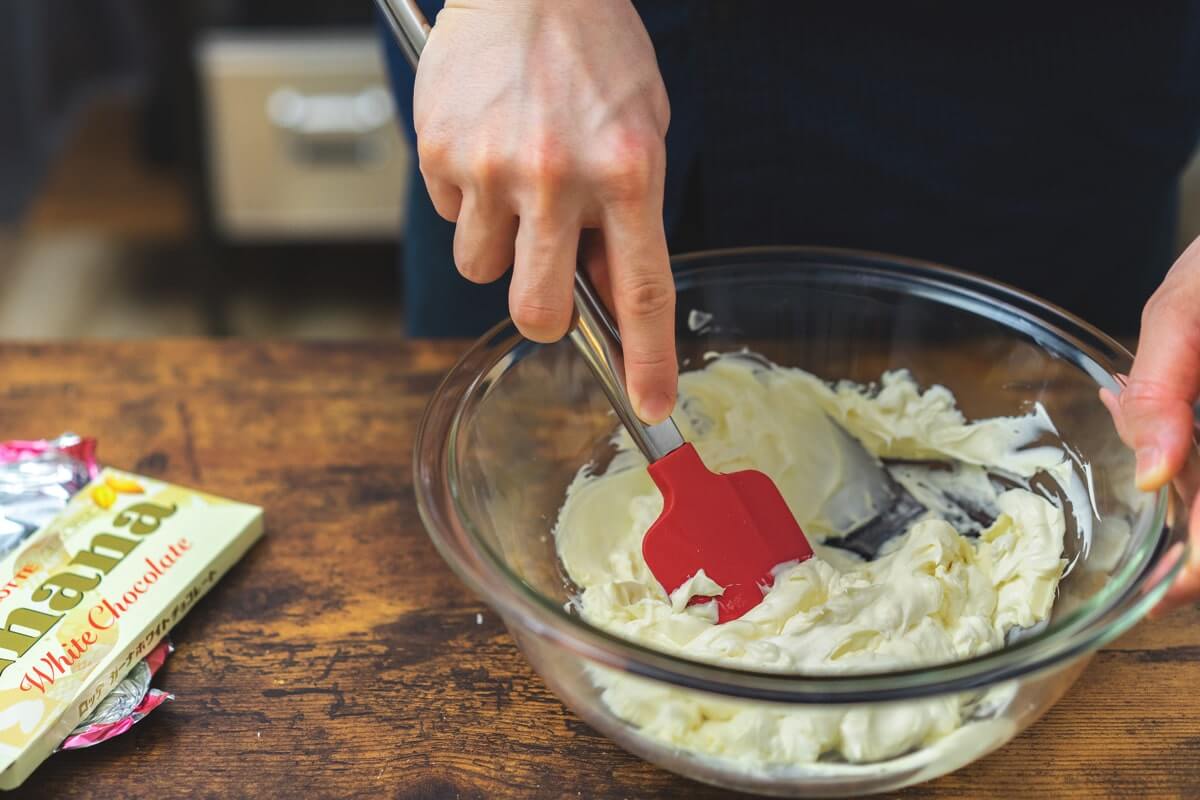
375,0,431,67
375,0,684,463
267,86,395,137
570,271,685,462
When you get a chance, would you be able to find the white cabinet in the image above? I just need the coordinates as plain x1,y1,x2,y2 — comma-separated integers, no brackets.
197,32,410,241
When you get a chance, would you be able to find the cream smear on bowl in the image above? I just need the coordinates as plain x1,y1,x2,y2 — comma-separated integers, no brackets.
554,353,1089,767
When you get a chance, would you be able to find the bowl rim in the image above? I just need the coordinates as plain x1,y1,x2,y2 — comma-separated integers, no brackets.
414,245,1189,703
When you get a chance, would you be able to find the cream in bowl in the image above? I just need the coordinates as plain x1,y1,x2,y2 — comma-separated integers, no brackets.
557,353,1086,768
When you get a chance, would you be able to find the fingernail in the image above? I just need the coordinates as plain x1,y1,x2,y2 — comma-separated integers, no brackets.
1135,446,1168,491
636,392,675,425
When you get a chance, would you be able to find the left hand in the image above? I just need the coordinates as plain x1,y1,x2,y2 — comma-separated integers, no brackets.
1101,235,1200,616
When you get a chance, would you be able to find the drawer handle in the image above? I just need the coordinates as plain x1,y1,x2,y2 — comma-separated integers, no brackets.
266,86,394,136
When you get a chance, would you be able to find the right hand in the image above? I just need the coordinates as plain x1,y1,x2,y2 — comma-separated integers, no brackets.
414,0,677,423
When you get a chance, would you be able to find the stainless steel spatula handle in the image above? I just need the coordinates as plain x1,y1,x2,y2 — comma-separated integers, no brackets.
376,0,431,65
570,272,686,462
375,0,685,463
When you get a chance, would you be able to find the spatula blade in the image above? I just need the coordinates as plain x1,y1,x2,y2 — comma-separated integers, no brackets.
643,444,814,622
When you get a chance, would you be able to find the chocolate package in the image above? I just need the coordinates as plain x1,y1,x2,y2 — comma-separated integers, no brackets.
0,440,263,788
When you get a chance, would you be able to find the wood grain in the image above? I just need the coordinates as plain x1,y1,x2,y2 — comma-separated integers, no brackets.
1,340,1196,800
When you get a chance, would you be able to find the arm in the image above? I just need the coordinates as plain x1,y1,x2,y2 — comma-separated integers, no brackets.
413,0,677,423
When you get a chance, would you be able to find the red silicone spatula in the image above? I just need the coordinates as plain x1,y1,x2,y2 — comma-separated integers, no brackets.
569,272,814,623
376,0,813,622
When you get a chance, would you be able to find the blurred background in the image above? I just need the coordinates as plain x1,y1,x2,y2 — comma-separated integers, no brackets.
1,0,1198,340
0,0,406,338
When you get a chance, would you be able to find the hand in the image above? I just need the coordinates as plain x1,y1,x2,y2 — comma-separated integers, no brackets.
414,0,677,423
1101,235,1200,616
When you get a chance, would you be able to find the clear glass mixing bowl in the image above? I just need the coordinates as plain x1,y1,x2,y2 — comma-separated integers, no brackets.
414,247,1195,797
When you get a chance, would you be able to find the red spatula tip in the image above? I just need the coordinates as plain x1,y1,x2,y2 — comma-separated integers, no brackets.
642,444,814,623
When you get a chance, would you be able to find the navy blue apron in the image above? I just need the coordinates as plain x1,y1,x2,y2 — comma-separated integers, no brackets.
383,1,1200,337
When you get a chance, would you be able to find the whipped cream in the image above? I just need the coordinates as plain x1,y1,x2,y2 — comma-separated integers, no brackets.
555,355,1071,767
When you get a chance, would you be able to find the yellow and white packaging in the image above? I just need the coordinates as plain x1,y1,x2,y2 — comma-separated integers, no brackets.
0,468,263,788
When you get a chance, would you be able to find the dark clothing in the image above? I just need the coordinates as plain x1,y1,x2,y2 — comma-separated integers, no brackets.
383,1,1200,337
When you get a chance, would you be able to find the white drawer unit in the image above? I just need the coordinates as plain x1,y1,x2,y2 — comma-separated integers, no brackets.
197,32,411,240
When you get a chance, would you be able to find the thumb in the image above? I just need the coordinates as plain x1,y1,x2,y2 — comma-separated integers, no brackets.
1117,377,1196,491
1119,238,1200,491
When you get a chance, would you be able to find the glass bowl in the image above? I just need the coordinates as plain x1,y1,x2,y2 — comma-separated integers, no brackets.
414,247,1194,797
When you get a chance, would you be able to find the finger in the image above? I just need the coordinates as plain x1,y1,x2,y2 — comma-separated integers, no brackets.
1122,244,1200,490
580,229,614,310
453,192,517,284
509,210,578,343
1151,482,1200,616
415,128,463,222
602,202,676,424
1149,514,1200,619
1151,564,1200,617
423,176,463,223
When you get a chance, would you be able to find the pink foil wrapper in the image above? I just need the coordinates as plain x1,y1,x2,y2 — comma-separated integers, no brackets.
2,435,175,752
0,433,99,556
59,641,175,751
0,436,99,474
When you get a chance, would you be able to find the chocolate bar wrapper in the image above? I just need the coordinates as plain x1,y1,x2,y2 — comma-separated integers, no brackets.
0,468,263,789
2,436,174,753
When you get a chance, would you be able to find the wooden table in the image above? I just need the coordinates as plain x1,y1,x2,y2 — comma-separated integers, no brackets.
3,340,1197,799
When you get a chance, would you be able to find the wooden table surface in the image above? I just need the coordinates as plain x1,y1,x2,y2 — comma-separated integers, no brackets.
3,340,1197,799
